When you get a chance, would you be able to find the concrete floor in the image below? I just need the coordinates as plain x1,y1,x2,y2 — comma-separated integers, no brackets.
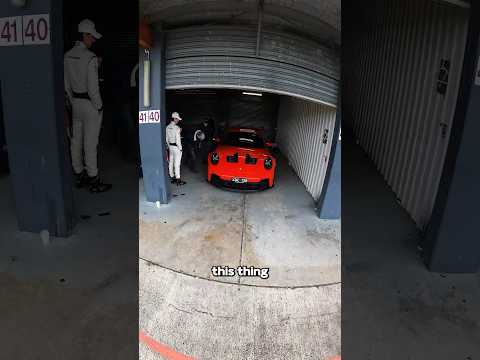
0,148,138,360
139,260,341,360
139,154,341,359
342,135,480,359
139,154,341,287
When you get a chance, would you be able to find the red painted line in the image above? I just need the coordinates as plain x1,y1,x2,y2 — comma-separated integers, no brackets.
139,331,197,360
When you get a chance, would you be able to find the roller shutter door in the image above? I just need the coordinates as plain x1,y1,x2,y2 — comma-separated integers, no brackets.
165,26,340,107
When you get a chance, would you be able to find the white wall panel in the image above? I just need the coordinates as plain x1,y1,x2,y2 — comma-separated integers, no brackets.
276,97,337,201
344,0,468,229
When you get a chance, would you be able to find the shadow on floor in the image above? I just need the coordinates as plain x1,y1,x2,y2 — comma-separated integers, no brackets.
342,131,480,359
0,147,138,360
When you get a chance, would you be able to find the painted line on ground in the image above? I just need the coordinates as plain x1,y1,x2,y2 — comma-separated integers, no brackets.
139,331,197,360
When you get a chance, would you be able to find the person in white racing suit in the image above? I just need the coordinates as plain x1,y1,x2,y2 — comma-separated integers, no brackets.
64,19,111,193
166,112,186,185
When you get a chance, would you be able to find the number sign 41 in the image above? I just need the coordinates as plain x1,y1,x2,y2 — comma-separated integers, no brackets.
0,16,22,46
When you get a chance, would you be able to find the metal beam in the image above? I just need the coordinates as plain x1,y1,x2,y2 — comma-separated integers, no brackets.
138,32,171,204
0,0,75,236
255,0,264,57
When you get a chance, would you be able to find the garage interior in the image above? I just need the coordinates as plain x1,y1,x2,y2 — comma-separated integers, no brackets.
139,3,341,283
139,1,342,358
141,89,340,287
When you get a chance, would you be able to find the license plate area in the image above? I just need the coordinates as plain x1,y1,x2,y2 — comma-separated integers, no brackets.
232,177,248,184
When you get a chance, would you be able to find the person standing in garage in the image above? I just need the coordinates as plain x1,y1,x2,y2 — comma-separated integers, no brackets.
183,126,206,173
64,19,112,193
200,118,215,164
166,112,186,185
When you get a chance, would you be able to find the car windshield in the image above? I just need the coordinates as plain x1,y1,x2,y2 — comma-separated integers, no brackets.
223,131,264,149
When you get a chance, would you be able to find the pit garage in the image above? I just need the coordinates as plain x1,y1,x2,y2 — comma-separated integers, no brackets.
138,1,341,358
138,2,341,286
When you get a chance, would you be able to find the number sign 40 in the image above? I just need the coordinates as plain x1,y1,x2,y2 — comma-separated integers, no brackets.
23,14,50,45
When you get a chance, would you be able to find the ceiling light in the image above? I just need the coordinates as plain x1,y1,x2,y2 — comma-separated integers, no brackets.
242,92,262,97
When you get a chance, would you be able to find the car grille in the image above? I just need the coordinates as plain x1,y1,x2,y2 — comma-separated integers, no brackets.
245,154,257,165
226,153,238,163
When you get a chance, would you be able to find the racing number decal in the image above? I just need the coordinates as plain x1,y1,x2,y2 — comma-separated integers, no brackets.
23,14,50,45
0,17,22,46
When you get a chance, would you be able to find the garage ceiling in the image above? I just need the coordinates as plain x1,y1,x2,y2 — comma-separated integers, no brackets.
140,0,341,47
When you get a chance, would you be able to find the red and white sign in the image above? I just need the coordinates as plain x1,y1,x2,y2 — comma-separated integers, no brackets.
0,16,22,46
0,14,50,46
139,110,161,124
22,14,50,45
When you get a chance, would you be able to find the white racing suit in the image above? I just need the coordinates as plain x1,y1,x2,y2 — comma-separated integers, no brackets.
166,122,182,179
64,41,103,177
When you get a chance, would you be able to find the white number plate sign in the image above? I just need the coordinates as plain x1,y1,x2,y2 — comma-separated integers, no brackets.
0,16,22,46
23,14,50,45
139,110,161,124
0,14,50,46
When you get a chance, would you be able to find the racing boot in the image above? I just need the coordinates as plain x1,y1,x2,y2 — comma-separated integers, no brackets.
74,170,89,188
88,175,113,193
176,178,186,186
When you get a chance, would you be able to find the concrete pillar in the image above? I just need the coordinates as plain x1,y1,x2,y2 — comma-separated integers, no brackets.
424,4,480,272
317,109,341,219
138,32,170,203
0,0,75,236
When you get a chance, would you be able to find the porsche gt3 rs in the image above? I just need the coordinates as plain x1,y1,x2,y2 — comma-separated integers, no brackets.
207,128,276,190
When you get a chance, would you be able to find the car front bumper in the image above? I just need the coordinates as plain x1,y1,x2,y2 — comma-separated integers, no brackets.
210,174,270,191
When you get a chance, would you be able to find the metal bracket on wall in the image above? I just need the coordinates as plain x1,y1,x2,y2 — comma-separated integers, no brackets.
322,128,329,144
437,59,450,95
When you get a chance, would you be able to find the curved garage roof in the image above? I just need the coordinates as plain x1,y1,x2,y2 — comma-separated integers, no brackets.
140,0,340,48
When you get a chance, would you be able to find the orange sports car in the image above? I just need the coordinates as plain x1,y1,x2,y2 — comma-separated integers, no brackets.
207,128,277,190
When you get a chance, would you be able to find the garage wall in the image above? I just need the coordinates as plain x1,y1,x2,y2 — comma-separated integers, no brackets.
164,26,339,106
276,97,337,201
343,0,469,229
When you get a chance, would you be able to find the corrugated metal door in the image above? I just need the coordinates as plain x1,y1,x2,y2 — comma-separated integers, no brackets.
344,0,469,229
164,26,340,107
276,97,337,201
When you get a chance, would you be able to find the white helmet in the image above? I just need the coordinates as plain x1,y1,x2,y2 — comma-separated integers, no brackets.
194,130,205,142
172,112,182,121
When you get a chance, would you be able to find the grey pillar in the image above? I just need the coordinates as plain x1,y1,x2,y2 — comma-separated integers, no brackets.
138,32,170,203
424,4,480,272
0,0,75,236
317,109,341,219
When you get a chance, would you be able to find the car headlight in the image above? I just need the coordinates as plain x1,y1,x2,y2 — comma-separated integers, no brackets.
264,157,273,169
211,152,220,165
